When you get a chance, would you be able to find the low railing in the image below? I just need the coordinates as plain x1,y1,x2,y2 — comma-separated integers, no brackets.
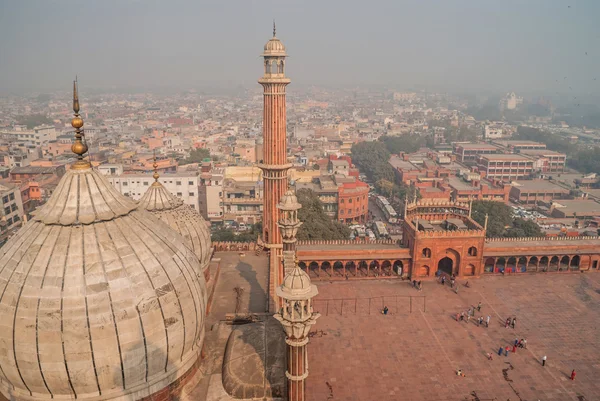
297,239,398,246
485,236,599,243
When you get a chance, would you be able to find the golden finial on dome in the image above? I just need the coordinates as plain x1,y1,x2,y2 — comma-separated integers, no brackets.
273,19,276,37
70,77,90,169
152,149,160,184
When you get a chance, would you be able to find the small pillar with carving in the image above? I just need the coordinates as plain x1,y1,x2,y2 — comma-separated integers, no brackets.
274,261,320,401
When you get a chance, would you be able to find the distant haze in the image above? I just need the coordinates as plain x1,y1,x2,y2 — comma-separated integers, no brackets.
1,0,599,95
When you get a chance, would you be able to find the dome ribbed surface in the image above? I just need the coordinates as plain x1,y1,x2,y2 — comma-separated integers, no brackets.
0,167,207,401
138,182,212,272
33,168,137,225
262,37,286,56
137,183,184,211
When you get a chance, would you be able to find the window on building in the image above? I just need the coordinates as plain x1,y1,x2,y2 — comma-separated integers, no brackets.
13,215,20,222
422,248,432,258
9,193,14,201
143,182,149,186
177,192,182,197
176,181,182,186
340,210,344,215
122,182,128,186
340,199,344,203
219,192,223,196
468,247,478,257
189,192,195,197
188,181,194,186
11,204,17,212
349,198,352,203
2,196,8,203
124,192,130,197
4,207,10,215
7,218,13,226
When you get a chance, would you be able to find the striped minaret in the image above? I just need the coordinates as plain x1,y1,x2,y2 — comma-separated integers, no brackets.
258,23,291,307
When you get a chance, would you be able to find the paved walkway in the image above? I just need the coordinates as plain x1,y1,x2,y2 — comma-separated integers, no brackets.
181,252,269,401
306,273,600,401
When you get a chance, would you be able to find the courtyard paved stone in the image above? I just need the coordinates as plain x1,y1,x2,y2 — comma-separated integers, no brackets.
306,272,600,401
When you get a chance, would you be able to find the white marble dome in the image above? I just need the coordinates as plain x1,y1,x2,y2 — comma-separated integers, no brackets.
137,180,212,274
0,166,207,401
262,37,286,57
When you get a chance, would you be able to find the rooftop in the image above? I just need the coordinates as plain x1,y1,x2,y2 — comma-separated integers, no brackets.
511,179,569,192
553,199,600,214
456,143,500,150
519,149,566,156
479,153,532,161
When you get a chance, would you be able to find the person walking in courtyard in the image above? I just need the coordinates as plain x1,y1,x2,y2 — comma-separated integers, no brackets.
512,317,517,329
456,312,460,322
441,276,446,286
486,315,490,328
487,353,493,360
460,311,465,321
412,280,416,288
418,281,422,291
505,318,511,328
523,339,527,349
514,338,519,347
505,346,510,357
498,346,503,356
542,355,547,366
570,369,576,380
512,344,517,353
518,339,524,348
477,301,482,312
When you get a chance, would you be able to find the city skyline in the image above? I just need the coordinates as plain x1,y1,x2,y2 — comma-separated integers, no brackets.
1,0,599,96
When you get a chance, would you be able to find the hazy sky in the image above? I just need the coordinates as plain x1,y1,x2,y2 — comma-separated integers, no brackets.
1,0,599,95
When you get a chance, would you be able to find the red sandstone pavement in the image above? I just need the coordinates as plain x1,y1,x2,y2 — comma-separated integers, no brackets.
306,273,600,401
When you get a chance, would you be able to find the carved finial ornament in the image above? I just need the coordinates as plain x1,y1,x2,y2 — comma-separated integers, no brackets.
70,77,90,169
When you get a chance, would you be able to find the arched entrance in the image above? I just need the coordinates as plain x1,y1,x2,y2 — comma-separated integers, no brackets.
438,257,453,276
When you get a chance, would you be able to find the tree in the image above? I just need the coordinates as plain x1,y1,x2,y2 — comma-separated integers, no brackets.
296,188,351,240
380,134,425,154
181,148,211,165
472,200,545,238
16,114,52,129
351,140,411,202
471,201,512,238
505,218,544,238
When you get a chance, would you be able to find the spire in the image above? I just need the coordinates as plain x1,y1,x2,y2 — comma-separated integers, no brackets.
70,77,89,169
484,213,489,231
469,199,473,217
152,149,160,184
273,19,276,37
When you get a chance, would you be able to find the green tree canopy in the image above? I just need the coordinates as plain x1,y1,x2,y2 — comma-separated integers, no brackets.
471,200,545,238
380,134,425,154
296,188,351,240
505,218,545,238
211,224,260,242
16,114,53,129
181,148,211,165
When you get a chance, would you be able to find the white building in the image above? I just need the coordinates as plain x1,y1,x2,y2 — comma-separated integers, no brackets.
199,167,224,223
501,92,523,111
0,181,24,244
0,125,57,146
107,172,200,211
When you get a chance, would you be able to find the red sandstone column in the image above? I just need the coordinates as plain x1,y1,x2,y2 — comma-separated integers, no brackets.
259,34,292,309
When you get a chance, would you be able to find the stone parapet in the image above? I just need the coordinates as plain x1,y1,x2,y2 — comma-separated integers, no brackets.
485,236,600,242
297,239,398,246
